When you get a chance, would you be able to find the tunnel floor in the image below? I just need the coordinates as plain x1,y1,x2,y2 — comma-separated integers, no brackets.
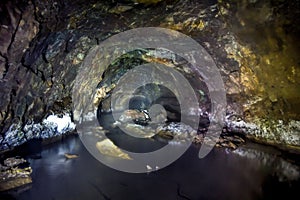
0,134,299,200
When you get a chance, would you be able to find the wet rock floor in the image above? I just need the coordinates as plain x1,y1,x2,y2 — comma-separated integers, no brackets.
0,134,299,200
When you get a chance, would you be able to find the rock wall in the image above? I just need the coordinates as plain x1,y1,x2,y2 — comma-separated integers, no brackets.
219,0,300,150
0,0,95,150
0,0,299,151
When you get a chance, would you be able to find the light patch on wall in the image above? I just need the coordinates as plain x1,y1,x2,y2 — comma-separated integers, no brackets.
43,114,76,133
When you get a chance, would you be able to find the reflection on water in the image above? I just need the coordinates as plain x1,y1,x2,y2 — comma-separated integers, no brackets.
28,137,81,177
1,135,298,200
232,144,300,182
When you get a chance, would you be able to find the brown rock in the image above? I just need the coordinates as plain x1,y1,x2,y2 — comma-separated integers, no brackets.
64,153,79,159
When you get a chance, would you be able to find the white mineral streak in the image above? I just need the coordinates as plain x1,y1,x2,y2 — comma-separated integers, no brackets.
43,114,76,133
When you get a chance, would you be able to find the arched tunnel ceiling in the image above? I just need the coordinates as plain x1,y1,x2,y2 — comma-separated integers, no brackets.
0,0,299,152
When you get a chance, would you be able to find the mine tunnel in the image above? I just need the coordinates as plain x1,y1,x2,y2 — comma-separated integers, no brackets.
0,0,300,199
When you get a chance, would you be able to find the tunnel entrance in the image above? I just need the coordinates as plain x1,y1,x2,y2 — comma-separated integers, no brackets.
95,48,211,152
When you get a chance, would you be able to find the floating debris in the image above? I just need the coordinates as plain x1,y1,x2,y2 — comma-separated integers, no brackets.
146,165,152,171
64,153,79,159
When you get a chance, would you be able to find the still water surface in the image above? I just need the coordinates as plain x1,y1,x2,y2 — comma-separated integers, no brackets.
2,134,296,200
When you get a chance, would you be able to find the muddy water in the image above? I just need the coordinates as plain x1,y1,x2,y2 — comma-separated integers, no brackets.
1,133,298,200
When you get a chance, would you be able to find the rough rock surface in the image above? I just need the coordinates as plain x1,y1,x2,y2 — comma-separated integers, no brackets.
0,0,299,151
0,157,32,192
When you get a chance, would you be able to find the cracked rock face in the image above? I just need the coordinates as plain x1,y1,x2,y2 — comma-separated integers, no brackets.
0,0,299,151
0,157,32,192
